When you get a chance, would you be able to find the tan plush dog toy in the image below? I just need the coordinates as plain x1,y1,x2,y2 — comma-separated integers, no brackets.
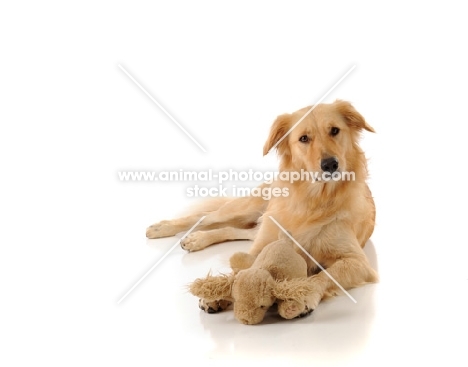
189,237,314,325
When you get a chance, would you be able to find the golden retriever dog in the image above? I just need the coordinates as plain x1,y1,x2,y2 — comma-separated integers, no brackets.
146,100,378,316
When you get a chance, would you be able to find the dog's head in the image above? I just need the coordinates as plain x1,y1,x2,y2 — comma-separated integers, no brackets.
263,100,374,180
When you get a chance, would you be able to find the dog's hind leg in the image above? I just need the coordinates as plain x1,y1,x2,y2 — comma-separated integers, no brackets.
146,193,266,241
146,197,235,239
146,213,209,239
180,226,259,252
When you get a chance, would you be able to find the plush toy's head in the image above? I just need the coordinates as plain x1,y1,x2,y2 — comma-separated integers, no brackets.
190,237,314,324
189,267,314,325
231,268,276,324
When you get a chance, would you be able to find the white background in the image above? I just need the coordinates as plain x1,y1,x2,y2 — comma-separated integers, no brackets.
1,1,467,366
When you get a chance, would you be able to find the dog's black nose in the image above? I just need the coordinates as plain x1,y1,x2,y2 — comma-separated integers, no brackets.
321,157,339,173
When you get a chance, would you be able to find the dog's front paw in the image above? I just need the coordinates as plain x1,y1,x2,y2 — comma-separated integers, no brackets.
180,231,209,252
278,299,311,319
278,291,322,320
198,299,232,313
297,304,314,318
146,221,177,239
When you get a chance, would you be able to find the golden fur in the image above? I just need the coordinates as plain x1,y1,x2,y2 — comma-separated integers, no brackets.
147,100,378,313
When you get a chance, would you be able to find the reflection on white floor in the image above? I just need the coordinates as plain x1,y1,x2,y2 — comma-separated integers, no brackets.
124,236,380,365
114,215,467,367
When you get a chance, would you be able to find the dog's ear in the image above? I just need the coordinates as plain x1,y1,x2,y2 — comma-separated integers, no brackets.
189,273,234,301
334,100,375,133
263,114,292,156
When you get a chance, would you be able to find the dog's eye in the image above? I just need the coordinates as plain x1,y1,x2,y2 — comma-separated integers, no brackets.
299,135,309,143
330,127,340,136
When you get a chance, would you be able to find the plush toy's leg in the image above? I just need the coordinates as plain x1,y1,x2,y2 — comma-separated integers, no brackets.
198,299,232,313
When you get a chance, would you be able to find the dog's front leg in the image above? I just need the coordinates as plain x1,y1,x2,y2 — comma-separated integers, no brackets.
248,216,281,256
303,251,378,312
